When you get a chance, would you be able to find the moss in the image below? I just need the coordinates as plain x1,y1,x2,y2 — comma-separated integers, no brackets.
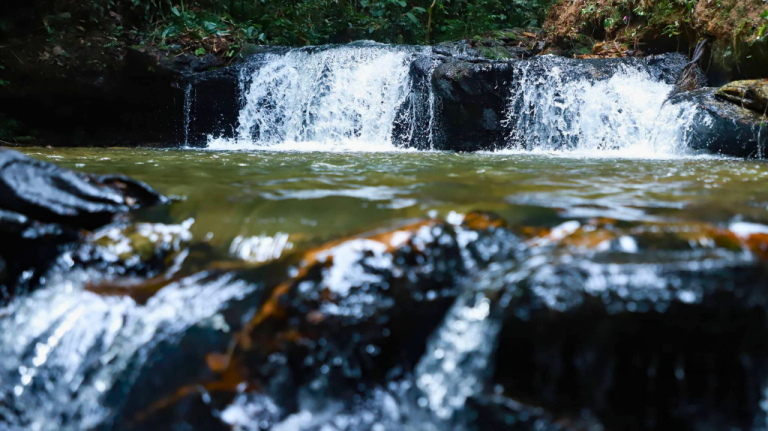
477,46,514,60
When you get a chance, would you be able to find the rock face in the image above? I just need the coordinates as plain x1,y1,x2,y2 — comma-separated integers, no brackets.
708,38,768,86
0,149,165,300
0,47,245,147
716,79,768,115
669,88,768,158
429,59,515,151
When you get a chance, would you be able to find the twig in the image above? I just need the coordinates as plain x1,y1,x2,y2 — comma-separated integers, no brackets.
9,50,24,64
425,0,437,44
0,138,20,147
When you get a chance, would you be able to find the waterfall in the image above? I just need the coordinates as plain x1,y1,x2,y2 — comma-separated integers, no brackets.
182,82,193,147
503,56,699,157
208,44,427,151
206,47,700,156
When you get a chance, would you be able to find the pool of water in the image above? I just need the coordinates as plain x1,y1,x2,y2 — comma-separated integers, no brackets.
19,147,768,251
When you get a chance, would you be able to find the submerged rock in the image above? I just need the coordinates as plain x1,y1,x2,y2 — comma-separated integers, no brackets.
716,79,768,115
97,214,522,430
0,149,166,300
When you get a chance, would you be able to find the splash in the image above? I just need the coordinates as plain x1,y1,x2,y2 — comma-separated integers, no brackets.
208,45,424,151
503,56,700,158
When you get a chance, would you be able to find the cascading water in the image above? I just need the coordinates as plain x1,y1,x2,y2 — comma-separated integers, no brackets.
503,56,699,157
208,44,427,151
206,47,701,157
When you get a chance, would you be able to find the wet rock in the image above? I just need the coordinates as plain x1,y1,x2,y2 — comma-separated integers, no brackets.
0,149,166,299
715,79,768,115
12,212,768,431
74,218,196,290
494,218,768,431
669,88,768,158
430,59,514,151
429,53,688,152
0,149,165,229
0,209,79,300
107,214,523,430
466,395,589,431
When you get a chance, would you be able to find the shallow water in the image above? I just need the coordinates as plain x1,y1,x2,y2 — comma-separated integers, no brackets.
19,147,768,250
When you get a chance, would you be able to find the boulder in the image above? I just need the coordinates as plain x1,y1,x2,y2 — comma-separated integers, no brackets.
0,149,165,229
0,149,165,299
494,218,768,430
669,88,768,158
715,79,768,115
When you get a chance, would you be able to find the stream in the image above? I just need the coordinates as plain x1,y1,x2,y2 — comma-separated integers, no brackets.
2,43,768,431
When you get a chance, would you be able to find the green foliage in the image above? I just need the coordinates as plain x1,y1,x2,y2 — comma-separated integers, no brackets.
21,0,555,47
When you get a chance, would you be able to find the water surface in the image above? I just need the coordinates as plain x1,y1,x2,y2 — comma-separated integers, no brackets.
20,148,768,251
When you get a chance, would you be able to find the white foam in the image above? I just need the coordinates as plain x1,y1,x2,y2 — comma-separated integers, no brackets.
209,46,420,152
504,61,701,159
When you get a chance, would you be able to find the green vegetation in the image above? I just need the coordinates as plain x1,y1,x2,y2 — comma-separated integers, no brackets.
0,0,555,50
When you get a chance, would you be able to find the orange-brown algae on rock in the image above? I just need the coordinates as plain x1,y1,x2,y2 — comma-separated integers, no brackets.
462,211,507,230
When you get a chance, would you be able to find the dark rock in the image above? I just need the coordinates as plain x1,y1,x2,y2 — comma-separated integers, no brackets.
0,208,79,301
0,149,166,299
105,215,524,430
430,59,515,151
466,395,582,431
0,149,165,229
429,53,687,152
0,46,244,147
669,88,768,158
707,38,768,86
494,219,768,431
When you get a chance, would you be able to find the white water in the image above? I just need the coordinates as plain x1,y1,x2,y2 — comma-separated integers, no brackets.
415,292,500,421
504,58,699,158
208,49,701,157
208,45,421,152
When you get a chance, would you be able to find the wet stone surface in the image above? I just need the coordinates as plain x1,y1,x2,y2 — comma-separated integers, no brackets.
3,207,767,431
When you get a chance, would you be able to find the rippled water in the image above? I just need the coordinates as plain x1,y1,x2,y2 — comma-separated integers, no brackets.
18,148,768,248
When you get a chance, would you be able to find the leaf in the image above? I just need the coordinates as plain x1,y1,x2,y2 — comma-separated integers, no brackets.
760,24,767,38
412,7,426,13
761,10,768,19
405,12,419,24
171,6,181,17
195,47,206,56
398,1,407,6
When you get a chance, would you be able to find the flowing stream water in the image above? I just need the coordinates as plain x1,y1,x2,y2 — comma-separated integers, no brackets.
3,44,768,431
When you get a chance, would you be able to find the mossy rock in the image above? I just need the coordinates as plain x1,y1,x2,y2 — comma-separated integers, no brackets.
716,78,768,114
